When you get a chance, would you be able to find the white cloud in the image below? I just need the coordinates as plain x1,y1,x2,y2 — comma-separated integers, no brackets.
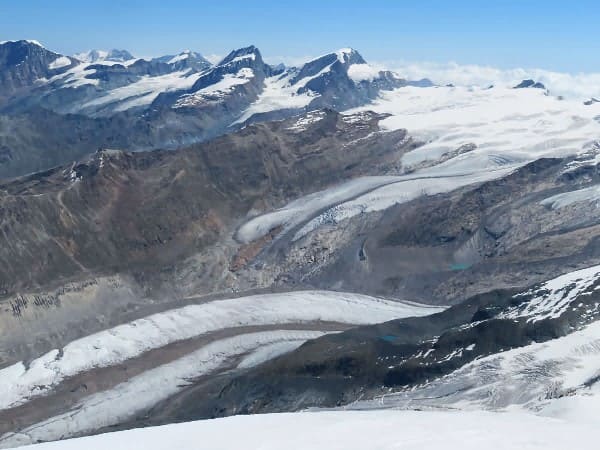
347,63,383,82
375,59,600,100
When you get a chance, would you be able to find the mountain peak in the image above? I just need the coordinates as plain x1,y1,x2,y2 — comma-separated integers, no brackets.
0,38,68,69
218,45,262,66
106,49,135,62
0,39,77,97
334,47,365,65
153,50,212,71
335,47,356,62
74,49,135,63
0,39,44,48
290,48,367,85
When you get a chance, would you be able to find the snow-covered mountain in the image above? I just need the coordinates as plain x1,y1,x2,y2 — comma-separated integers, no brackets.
31,44,408,120
0,40,77,101
73,49,135,64
1,41,410,119
0,40,421,178
151,49,212,72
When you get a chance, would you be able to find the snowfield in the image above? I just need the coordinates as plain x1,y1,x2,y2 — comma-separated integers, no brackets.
500,264,600,322
359,86,600,167
239,85,600,244
80,70,202,113
233,73,316,124
12,410,600,450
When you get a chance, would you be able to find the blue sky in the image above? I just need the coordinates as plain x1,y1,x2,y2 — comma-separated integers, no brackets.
2,0,600,72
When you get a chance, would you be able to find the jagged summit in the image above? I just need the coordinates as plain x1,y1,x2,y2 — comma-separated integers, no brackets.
217,45,262,66
0,39,77,100
292,48,366,83
152,50,211,71
335,47,365,64
185,45,269,95
514,79,546,89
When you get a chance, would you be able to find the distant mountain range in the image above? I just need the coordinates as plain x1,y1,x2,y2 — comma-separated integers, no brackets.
0,40,432,178
72,49,136,64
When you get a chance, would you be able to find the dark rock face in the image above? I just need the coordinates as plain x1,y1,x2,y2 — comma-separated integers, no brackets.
100,146,600,426
170,45,271,113
145,274,600,423
0,108,132,178
291,51,362,85
291,49,406,111
0,110,409,296
0,109,417,379
0,40,76,101
513,79,546,89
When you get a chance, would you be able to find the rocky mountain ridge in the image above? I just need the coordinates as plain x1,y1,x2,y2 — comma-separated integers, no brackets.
0,41,421,179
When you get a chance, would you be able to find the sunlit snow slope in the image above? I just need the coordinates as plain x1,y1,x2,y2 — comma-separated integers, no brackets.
13,410,600,450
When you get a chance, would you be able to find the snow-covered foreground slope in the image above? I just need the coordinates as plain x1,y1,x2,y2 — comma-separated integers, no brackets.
13,410,600,450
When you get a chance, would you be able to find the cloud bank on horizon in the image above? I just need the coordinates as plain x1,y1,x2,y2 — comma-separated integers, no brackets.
261,52,600,100
384,60,600,100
